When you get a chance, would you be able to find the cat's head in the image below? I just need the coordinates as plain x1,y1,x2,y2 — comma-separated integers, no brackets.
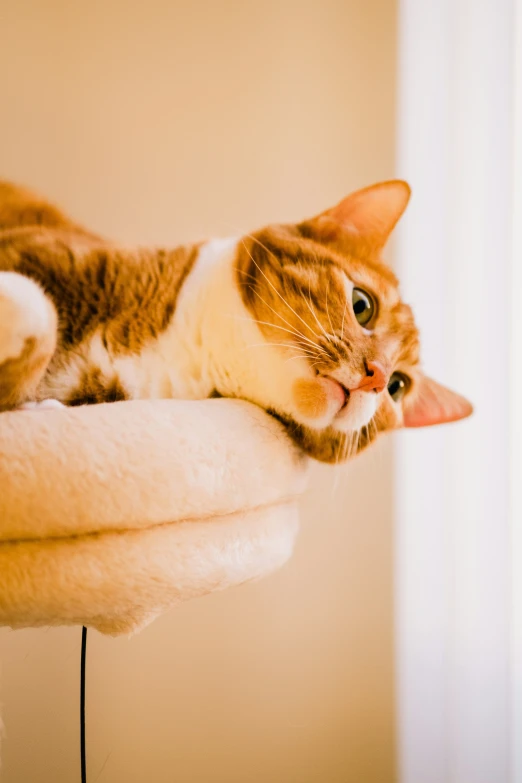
234,180,472,463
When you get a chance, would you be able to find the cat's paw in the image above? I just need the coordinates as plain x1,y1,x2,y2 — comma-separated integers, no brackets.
17,399,65,411
0,272,57,365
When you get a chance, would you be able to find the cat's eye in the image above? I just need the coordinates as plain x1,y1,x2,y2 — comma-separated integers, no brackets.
387,372,409,402
352,288,375,326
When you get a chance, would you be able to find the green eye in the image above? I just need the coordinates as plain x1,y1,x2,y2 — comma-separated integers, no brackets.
387,372,408,402
352,287,375,326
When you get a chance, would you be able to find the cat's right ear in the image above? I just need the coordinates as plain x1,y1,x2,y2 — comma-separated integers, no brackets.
403,375,473,428
302,180,411,256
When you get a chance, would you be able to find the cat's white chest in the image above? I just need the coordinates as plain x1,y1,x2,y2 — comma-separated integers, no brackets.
111,328,211,400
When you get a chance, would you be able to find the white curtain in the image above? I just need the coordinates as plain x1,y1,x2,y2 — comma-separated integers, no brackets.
511,3,522,779
395,1,521,782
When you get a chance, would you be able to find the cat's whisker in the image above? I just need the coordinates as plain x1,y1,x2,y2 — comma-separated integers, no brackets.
341,297,348,337
250,296,328,355
242,342,294,351
231,313,321,351
239,264,334,349
252,290,327,352
303,294,328,340
324,278,336,340
239,258,347,354
240,338,318,366
351,429,361,458
241,343,317,370
284,355,316,364
240,237,323,342
331,435,344,500
241,333,323,366
284,346,318,357
236,268,258,285
308,254,337,345
282,347,318,360
366,422,376,450
305,279,332,344
236,257,331,359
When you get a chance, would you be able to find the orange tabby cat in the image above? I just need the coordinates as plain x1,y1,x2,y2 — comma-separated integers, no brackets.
0,179,472,462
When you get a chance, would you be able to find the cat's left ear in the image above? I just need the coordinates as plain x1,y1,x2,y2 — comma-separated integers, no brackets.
305,180,411,254
403,374,473,428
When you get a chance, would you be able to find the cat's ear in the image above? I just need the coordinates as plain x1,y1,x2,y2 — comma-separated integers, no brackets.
305,180,411,254
403,374,473,428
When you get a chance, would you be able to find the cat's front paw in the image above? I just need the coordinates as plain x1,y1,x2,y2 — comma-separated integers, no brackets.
0,272,57,365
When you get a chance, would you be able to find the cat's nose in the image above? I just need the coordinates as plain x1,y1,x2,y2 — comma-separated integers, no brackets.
352,360,389,393
364,360,388,392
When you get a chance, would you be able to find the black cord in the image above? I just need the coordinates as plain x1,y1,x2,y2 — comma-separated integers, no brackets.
80,626,88,783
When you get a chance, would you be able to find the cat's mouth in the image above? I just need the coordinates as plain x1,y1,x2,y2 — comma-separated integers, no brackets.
336,382,350,412
323,375,379,431
294,374,375,430
322,375,350,415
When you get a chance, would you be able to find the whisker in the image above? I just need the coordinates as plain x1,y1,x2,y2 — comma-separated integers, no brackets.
240,340,318,367
341,296,348,337
324,277,336,338
241,236,323,341
283,349,319,361
243,342,294,350
305,279,332,344
230,314,320,349
348,431,355,459
236,267,259,284
284,355,316,364
331,435,344,499
251,290,327,352
237,239,333,357
351,429,361,458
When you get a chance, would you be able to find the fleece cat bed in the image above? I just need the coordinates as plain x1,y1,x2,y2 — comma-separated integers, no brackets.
0,398,307,635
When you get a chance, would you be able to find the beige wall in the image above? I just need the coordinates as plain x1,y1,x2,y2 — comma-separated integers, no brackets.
0,1,398,781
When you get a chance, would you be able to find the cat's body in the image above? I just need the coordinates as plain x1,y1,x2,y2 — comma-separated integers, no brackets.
0,180,472,462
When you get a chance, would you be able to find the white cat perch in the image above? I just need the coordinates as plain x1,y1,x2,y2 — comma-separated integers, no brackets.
0,398,307,635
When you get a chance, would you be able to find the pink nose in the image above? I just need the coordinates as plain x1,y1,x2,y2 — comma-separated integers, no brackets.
352,360,389,393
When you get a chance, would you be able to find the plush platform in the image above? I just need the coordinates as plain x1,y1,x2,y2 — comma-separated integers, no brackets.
0,398,307,635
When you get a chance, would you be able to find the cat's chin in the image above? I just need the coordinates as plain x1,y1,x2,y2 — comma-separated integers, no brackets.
333,389,377,433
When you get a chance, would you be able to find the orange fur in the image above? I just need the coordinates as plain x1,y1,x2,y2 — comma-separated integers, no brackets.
0,179,472,462
0,183,199,406
292,378,331,419
234,181,471,460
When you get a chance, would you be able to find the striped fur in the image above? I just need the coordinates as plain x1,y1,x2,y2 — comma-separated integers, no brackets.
0,180,472,462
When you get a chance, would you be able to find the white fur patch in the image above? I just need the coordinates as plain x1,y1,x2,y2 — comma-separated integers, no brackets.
0,272,54,364
334,389,378,432
18,399,65,411
181,239,314,420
